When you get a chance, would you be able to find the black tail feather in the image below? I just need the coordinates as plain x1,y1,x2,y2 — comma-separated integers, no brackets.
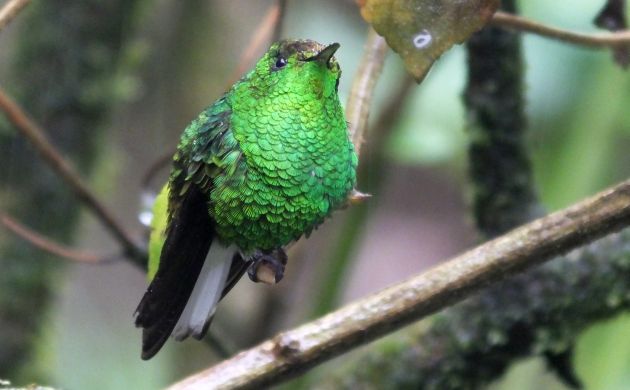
135,185,214,360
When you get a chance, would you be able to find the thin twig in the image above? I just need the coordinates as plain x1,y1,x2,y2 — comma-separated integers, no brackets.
142,0,290,225
306,29,394,318
0,0,29,32
228,1,286,85
272,0,288,42
0,87,145,261
203,333,233,360
491,11,630,48
346,27,388,154
141,150,174,190
311,75,414,318
168,179,630,389
1,212,114,264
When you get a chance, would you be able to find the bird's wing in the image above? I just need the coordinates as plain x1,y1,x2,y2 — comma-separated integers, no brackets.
135,96,248,359
136,184,215,359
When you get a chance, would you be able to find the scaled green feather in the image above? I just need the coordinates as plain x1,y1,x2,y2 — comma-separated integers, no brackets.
137,40,358,359
169,40,357,253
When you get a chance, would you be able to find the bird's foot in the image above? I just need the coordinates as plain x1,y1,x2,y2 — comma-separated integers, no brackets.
247,248,288,285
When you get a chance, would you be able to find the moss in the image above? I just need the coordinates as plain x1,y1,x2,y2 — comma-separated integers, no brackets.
463,0,541,238
319,1,630,388
323,230,630,389
0,0,141,381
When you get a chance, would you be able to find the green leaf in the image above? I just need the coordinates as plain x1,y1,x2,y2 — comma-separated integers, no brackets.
360,0,500,81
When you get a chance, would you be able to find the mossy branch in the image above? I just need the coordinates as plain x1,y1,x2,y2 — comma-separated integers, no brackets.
324,228,630,389
0,0,143,380
168,10,630,387
168,179,630,389
465,0,541,237
321,5,630,386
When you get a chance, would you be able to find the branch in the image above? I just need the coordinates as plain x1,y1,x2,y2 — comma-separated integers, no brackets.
323,4,621,386
0,87,145,262
466,3,541,237
326,3,581,387
168,178,630,390
0,378,55,390
346,27,388,154
0,0,145,379
0,0,287,359
307,30,402,318
0,211,114,264
228,0,288,85
310,75,414,319
0,0,29,32
144,0,290,207
324,228,630,389
272,0,288,42
142,151,173,190
491,11,630,48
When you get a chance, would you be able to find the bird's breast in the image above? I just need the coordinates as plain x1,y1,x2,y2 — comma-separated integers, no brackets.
212,96,357,252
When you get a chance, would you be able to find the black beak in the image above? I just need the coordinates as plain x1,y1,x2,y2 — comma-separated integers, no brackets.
314,43,340,66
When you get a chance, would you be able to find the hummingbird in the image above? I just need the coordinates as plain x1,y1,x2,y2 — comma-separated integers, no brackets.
135,39,358,360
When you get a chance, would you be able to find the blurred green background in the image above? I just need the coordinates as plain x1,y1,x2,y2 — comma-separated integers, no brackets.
0,0,629,389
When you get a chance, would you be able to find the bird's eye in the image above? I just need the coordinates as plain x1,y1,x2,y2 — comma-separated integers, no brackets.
274,57,287,69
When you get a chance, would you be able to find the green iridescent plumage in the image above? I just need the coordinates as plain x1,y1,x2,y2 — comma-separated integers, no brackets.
177,41,356,250
136,39,357,359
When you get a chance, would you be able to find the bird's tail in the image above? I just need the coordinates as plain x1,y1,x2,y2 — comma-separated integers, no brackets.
172,243,234,340
135,184,249,360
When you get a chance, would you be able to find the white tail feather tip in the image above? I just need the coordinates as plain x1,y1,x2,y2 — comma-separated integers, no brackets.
172,244,235,341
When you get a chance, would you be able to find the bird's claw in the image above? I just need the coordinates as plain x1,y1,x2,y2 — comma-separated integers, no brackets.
247,248,288,285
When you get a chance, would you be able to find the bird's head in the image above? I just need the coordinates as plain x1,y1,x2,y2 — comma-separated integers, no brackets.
244,39,342,99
